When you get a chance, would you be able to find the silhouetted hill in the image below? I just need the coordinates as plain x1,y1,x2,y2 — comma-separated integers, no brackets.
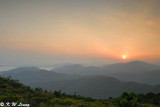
110,70,160,85
52,64,103,75
53,64,85,74
52,64,102,75
100,61,160,85
52,61,160,75
29,76,160,99
0,67,79,85
51,61,160,85
1,65,160,99
101,61,160,74
0,76,109,107
1,76,159,107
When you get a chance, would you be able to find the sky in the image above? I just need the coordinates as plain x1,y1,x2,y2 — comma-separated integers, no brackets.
0,0,160,66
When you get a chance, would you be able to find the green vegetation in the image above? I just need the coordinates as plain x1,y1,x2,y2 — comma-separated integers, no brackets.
0,76,159,107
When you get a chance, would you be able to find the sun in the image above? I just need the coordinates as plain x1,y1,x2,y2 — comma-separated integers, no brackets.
122,55,126,59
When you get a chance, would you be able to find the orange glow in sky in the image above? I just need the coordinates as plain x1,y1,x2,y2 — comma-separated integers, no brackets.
0,0,160,65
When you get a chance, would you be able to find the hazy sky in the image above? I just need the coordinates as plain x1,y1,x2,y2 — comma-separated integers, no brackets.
0,0,160,66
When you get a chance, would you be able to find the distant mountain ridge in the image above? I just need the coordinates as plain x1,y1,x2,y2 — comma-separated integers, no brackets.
51,61,160,85
1,65,160,98
101,61,160,74
52,61,160,75
110,70,160,85
52,64,102,75
0,67,80,84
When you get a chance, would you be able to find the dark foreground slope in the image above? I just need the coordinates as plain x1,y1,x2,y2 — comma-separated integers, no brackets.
0,76,107,107
0,76,159,107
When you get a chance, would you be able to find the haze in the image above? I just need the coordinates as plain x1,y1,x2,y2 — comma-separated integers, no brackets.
0,0,160,66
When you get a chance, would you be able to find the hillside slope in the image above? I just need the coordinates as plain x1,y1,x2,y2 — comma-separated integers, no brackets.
0,76,108,107
0,67,80,84
1,67,160,99
0,76,159,107
30,76,160,99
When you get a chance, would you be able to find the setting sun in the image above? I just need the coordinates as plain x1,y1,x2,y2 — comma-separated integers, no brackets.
122,55,126,59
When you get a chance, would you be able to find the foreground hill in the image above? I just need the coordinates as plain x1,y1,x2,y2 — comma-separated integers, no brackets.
0,76,108,107
0,76,159,107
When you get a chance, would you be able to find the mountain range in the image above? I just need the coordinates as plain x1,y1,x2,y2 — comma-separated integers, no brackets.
52,61,160,85
1,61,160,98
